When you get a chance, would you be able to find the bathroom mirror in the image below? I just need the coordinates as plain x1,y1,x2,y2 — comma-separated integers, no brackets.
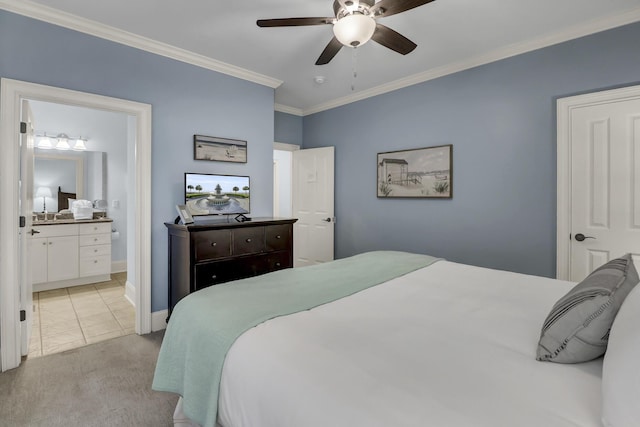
33,150,106,212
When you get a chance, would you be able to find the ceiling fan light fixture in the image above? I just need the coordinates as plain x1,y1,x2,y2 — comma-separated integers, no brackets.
333,13,375,47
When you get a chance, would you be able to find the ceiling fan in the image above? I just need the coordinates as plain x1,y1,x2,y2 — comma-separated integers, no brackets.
257,0,436,65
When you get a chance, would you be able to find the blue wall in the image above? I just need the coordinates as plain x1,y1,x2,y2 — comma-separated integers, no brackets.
0,10,275,311
275,111,303,145
303,22,640,278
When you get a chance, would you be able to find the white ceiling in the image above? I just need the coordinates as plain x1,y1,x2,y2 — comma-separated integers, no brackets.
9,0,640,114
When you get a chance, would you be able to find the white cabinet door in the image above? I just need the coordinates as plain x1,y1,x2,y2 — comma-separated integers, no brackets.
29,237,48,284
47,236,79,282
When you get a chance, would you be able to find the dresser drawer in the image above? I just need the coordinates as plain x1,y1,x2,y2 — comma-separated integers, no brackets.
265,224,292,252
194,259,241,290
79,222,111,235
79,254,111,277
233,227,265,255
193,230,232,262
79,233,111,246
81,244,111,258
264,250,292,272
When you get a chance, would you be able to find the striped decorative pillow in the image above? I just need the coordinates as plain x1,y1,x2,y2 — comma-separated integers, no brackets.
536,254,639,363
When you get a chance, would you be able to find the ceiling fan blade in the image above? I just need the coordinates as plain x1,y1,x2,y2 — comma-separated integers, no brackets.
371,24,417,55
370,0,436,18
315,37,343,65
257,17,334,27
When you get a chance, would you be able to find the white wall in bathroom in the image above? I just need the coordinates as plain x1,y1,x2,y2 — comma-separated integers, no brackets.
29,101,129,266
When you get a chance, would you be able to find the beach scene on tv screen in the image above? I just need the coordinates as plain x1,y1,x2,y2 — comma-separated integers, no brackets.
186,174,249,215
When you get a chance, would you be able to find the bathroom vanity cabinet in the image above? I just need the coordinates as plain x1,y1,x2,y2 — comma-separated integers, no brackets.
30,220,112,292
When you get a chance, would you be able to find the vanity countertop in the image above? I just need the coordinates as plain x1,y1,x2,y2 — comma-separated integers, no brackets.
33,218,113,226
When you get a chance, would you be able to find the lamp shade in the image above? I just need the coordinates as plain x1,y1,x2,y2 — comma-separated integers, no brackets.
73,138,87,151
35,186,52,198
37,136,53,149
333,14,376,47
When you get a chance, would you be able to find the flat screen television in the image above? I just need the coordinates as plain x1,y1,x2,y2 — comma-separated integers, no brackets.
185,173,250,216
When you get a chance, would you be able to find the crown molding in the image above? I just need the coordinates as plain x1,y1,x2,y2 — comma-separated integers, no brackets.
302,6,640,116
2,1,638,114
274,103,304,116
0,0,282,89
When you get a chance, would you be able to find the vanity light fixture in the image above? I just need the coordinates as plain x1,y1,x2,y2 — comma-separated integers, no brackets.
55,133,71,151
36,132,89,151
37,133,53,150
73,137,87,151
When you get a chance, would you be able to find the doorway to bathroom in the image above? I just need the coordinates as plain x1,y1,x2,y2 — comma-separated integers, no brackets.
0,78,152,372
27,100,134,358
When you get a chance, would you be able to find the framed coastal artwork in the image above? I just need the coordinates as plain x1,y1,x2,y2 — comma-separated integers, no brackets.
194,134,247,163
377,144,452,198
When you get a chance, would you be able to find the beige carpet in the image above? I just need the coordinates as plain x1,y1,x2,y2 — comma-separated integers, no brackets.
0,331,177,426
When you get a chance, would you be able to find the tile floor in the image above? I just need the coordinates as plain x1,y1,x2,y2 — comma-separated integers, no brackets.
28,272,136,358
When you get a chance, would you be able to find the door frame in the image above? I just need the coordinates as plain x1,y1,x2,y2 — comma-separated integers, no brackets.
0,78,152,371
273,142,299,218
556,83,640,280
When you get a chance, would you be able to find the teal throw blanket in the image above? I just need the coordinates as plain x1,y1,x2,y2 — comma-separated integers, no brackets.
152,251,440,427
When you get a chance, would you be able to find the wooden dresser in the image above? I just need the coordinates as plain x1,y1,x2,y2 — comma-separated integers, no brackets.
165,217,297,317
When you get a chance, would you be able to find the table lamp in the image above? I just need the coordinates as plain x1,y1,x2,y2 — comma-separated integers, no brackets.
35,186,52,213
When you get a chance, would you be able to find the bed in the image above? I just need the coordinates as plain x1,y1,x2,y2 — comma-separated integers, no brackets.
153,251,639,427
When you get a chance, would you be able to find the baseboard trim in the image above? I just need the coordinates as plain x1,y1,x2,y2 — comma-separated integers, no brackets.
111,260,127,273
124,280,135,307
151,310,168,332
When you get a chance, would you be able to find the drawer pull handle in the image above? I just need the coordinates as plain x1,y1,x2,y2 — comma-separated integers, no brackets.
211,242,217,247
246,238,252,243
94,227,98,230
42,242,46,246
49,242,53,245
275,262,281,267
94,260,98,264
276,235,281,239
211,274,217,279
94,249,98,253
94,238,98,242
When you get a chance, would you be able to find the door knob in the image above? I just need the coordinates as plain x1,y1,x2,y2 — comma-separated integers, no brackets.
322,217,332,222
575,233,596,242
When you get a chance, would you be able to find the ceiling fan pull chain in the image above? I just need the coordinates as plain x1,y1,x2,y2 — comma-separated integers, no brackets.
351,47,358,91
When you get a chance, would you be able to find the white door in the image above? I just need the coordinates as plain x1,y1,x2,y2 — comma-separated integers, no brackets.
568,97,640,281
19,100,35,356
292,147,335,267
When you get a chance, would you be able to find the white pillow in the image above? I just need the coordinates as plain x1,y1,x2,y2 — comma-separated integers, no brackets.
601,277,640,427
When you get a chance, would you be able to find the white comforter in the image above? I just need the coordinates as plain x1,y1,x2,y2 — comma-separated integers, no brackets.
216,261,603,427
